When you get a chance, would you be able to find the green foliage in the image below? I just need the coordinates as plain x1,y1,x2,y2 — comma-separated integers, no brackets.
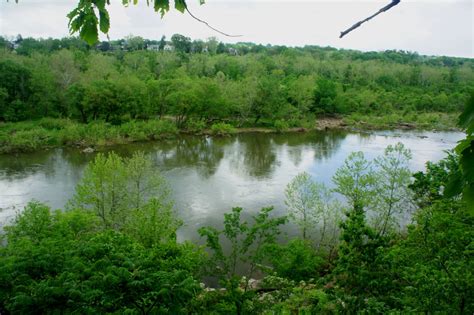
185,118,207,133
343,111,460,130
210,122,236,135
333,151,377,211
0,118,178,154
446,91,474,211
268,283,334,314
372,142,413,235
67,1,202,45
0,60,32,121
198,206,287,314
266,239,325,281
199,207,287,281
285,172,322,240
285,172,341,246
0,202,202,314
69,151,180,245
411,152,459,207
313,78,338,114
333,203,393,312
273,119,289,132
389,200,474,313
0,37,471,138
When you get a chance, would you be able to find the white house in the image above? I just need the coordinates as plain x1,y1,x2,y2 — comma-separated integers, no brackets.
164,44,174,52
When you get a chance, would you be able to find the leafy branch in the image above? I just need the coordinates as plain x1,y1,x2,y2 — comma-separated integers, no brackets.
65,0,240,45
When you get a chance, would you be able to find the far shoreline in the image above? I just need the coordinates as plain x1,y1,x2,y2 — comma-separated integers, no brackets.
0,113,461,155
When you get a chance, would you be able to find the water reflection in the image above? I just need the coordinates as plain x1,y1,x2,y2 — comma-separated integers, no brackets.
228,135,278,179
0,130,464,241
155,136,228,178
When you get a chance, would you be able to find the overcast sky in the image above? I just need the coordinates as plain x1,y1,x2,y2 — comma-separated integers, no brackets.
0,0,472,57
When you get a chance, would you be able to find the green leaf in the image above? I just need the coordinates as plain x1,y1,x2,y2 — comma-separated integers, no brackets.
98,9,110,34
175,0,187,13
458,92,474,134
154,0,170,17
80,14,99,45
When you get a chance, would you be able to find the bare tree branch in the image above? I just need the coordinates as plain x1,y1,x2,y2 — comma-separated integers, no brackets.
340,0,401,38
185,5,243,38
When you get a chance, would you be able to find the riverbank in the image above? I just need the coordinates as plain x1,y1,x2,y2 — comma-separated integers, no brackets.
0,112,459,154
341,112,459,131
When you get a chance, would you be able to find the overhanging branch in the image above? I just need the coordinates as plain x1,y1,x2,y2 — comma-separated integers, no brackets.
185,5,243,38
340,0,401,38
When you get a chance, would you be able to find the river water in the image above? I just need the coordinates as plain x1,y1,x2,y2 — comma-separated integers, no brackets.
0,130,463,242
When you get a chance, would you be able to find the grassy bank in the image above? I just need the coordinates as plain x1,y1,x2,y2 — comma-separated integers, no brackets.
0,118,178,154
0,113,460,154
342,112,459,130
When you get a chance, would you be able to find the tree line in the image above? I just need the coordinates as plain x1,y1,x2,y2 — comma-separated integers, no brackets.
1,35,472,127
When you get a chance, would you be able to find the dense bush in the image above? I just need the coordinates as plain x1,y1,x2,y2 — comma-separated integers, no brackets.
210,122,236,135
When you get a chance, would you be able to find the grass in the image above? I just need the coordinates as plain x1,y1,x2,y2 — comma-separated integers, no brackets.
343,112,459,130
0,118,178,154
0,112,460,154
209,122,236,136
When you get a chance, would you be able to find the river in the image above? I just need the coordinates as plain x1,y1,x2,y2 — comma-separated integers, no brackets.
0,130,463,242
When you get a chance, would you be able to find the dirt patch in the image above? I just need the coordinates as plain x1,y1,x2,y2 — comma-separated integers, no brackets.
315,118,347,130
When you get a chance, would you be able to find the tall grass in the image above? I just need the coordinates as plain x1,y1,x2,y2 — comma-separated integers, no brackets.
0,118,178,154
343,112,459,130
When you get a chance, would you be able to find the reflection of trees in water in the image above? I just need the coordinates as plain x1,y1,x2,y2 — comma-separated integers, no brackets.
0,150,54,179
58,149,96,183
0,130,347,183
311,131,347,162
0,149,90,182
152,135,229,179
228,134,278,179
272,131,347,166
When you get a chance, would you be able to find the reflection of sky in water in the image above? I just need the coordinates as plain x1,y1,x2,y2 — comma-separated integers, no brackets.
0,130,464,241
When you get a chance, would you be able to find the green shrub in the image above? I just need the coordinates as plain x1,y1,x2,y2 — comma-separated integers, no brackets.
0,202,203,314
210,122,235,136
37,118,72,130
59,123,88,145
273,119,289,132
2,128,55,152
119,120,148,141
142,119,178,139
185,118,207,133
267,239,325,281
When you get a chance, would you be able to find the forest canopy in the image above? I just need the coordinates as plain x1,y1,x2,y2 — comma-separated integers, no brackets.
0,35,472,125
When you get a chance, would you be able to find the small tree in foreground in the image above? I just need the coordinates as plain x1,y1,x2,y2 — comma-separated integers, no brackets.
285,172,342,250
285,172,322,240
69,151,180,245
333,151,377,212
198,207,287,314
372,142,414,236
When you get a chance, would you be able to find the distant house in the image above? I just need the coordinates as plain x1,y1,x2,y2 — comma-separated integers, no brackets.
147,44,160,51
110,44,121,51
228,47,239,56
8,38,21,50
164,44,174,52
202,46,209,54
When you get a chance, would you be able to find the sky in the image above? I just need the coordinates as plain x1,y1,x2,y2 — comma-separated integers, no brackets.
0,0,473,58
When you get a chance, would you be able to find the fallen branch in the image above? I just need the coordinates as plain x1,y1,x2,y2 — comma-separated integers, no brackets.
340,0,401,38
